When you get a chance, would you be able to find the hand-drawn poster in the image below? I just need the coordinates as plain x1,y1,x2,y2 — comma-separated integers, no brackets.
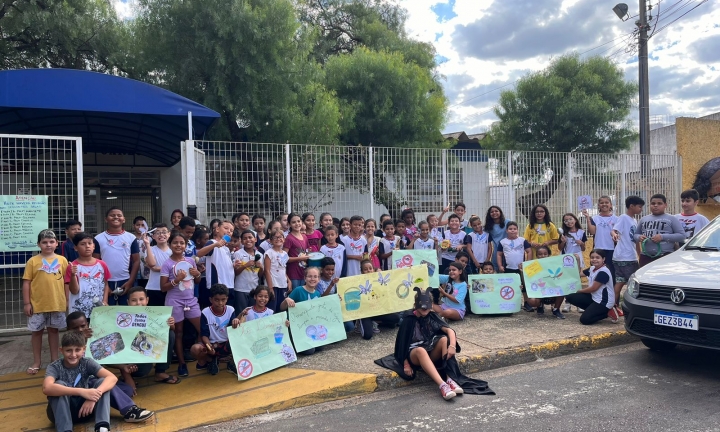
336,265,429,321
87,306,172,364
288,296,346,352
577,195,593,212
392,250,439,287
227,313,296,380
0,195,48,251
468,274,522,314
522,254,582,299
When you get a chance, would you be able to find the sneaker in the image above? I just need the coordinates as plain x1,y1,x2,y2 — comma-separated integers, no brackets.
123,405,155,423
577,307,585,312
196,362,209,371
523,301,535,312
561,303,571,313
227,360,237,376
372,321,381,334
209,356,219,376
177,363,189,377
439,382,457,400
616,305,625,317
552,308,566,320
354,320,361,334
536,304,545,315
608,307,619,323
446,377,464,395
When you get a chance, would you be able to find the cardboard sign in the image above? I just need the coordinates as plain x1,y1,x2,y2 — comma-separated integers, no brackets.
336,265,429,321
87,306,172,364
468,274,522,314
577,195,593,212
522,254,582,298
0,195,48,251
288,296,347,352
228,313,296,380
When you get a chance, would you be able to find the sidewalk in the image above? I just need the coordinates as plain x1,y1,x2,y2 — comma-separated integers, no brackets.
0,310,637,431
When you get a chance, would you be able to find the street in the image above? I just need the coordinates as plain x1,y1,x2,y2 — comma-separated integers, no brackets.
194,343,720,432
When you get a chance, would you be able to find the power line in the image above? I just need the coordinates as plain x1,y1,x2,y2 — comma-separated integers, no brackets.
652,0,708,36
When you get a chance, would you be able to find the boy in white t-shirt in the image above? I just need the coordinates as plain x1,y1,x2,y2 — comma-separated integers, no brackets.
93,207,140,306
232,230,264,313
676,189,710,243
611,195,645,312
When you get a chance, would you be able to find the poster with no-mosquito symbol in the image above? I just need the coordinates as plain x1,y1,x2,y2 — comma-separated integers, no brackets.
468,274,522,314
288,295,346,352
87,306,172,364
227,313,296,380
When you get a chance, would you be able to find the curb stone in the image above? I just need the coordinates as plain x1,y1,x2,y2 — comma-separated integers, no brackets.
375,330,637,391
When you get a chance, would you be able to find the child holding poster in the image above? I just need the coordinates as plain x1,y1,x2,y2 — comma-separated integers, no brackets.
565,250,618,325
241,286,275,321
65,311,157,423
281,267,324,354
161,232,202,377
65,232,110,320
433,262,467,321
23,229,68,375
524,246,566,320
191,284,241,376
496,222,533,312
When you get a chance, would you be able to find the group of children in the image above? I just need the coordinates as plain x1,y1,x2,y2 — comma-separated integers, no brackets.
23,191,709,426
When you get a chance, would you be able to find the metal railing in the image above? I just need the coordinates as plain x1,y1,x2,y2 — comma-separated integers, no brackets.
193,141,681,227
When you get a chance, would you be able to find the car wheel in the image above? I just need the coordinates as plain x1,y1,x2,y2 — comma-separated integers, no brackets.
641,338,677,352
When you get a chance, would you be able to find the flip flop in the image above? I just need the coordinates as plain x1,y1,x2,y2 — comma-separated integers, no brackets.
26,366,40,375
155,375,180,384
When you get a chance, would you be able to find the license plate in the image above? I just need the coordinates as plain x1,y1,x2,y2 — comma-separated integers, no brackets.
653,310,698,331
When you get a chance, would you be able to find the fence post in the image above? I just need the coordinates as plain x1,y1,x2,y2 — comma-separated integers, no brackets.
285,144,292,212
368,146,375,219
75,137,85,227
621,156,627,208
442,149,448,206
507,150,515,222
566,152,574,214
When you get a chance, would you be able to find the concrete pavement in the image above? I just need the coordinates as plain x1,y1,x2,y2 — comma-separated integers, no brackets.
0,309,637,431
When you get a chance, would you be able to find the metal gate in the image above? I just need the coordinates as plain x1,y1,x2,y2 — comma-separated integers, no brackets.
0,135,84,331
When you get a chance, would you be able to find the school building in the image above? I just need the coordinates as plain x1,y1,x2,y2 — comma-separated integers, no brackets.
0,68,219,330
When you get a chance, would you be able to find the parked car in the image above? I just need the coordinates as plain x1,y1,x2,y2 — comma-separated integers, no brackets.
623,216,720,351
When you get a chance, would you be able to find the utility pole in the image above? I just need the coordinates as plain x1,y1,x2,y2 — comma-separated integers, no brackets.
638,0,651,177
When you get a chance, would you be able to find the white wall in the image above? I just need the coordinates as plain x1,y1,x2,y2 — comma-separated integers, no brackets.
160,162,183,224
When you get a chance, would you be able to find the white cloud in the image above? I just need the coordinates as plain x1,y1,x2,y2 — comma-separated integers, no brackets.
111,0,137,21
401,0,720,134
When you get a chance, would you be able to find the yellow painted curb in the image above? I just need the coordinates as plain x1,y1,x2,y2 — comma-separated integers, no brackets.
0,367,377,432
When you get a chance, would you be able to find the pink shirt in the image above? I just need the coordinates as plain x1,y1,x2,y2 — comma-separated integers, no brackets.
284,233,309,280
305,230,324,252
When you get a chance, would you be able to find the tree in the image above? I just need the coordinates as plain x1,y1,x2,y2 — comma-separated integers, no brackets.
486,54,637,217
325,47,447,147
132,0,341,145
0,0,129,72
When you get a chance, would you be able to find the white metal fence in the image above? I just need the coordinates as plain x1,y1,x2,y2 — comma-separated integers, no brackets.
0,135,84,331
192,141,681,227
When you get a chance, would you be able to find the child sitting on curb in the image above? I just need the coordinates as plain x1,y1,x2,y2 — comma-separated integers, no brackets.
191,284,241,375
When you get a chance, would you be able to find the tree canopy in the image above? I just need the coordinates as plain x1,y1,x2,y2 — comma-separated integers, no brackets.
0,0,448,147
486,54,637,215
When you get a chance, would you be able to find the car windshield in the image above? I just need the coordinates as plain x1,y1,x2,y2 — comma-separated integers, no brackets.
685,217,720,249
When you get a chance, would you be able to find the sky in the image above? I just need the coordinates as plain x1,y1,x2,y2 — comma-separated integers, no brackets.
112,0,720,135
399,0,720,134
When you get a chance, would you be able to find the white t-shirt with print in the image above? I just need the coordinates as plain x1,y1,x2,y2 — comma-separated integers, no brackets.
612,214,638,262
341,235,367,277
146,245,172,291
320,244,345,280
232,248,264,293
441,230,467,261
591,214,618,250
675,213,710,240
204,240,235,287
468,232,490,264
498,236,531,270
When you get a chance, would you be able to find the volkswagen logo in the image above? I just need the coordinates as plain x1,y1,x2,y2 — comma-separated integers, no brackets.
670,288,686,305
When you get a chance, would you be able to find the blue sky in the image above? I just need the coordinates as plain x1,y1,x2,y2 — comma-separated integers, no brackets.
400,0,720,134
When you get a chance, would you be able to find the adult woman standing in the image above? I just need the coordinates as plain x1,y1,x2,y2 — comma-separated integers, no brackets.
484,206,511,271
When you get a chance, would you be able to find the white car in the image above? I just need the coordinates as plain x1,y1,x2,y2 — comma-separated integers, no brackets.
623,216,720,351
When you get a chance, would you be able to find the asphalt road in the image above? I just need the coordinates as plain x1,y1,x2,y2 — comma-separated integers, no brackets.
190,343,720,432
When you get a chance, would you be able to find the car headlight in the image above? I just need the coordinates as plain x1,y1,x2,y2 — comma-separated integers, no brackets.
626,275,639,298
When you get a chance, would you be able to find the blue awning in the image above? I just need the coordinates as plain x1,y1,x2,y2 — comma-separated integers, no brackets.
0,69,220,166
